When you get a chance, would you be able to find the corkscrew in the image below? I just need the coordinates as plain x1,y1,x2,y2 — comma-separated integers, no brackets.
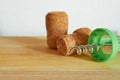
69,28,120,62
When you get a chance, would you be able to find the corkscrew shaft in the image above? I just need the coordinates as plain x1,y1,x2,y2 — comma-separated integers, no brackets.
69,28,120,62
69,38,120,55
100,37,120,51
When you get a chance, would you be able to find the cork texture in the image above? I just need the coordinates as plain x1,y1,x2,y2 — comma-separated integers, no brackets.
46,11,68,49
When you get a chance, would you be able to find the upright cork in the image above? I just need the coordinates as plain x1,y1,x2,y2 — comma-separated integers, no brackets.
46,11,68,49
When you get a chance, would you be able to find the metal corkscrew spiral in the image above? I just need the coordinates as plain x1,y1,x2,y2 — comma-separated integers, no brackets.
69,28,120,62
69,44,96,55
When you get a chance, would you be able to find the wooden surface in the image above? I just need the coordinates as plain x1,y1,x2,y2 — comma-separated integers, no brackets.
0,37,120,80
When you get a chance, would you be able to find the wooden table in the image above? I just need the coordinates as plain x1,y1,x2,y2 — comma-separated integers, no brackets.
0,37,120,80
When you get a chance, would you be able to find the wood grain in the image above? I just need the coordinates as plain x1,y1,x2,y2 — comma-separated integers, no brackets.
0,37,120,80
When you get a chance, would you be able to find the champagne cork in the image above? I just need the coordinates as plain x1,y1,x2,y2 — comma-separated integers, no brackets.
72,27,91,45
46,11,68,49
56,27,91,55
56,34,76,55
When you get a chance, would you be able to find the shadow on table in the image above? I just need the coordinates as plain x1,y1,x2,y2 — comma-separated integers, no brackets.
6,37,94,62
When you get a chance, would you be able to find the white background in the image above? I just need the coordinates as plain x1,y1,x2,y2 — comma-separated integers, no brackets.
0,0,120,36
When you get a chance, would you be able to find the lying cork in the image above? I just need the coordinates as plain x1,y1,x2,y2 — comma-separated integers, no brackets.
46,11,68,49
56,27,91,55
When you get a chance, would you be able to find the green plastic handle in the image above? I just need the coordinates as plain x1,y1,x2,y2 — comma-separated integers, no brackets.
100,37,120,51
117,38,120,52
88,28,119,62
